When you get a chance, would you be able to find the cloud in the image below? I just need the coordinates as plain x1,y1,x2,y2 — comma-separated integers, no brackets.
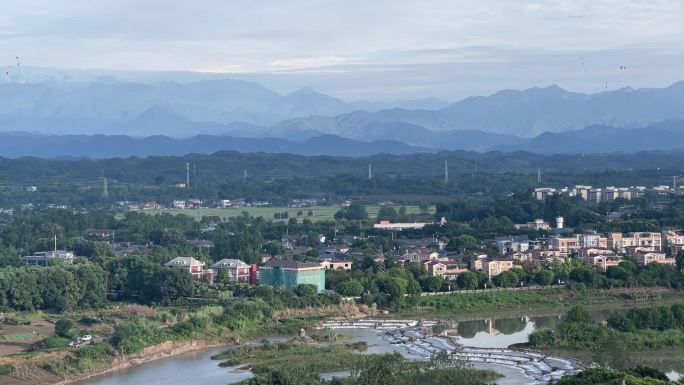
0,0,682,99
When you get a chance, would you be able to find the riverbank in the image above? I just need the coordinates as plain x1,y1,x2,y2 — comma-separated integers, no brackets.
0,339,228,385
57,340,227,385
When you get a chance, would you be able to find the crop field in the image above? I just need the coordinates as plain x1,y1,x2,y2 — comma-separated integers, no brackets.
1,333,37,341
141,205,435,222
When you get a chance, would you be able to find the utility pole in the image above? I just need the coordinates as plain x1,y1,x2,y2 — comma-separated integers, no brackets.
674,176,678,190
54,235,57,252
444,159,449,185
103,177,108,198
185,162,191,188
368,163,372,180
243,170,247,181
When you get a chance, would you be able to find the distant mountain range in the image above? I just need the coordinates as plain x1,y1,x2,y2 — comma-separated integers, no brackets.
1,75,684,156
495,119,684,153
1,78,684,141
2,119,684,159
0,133,435,158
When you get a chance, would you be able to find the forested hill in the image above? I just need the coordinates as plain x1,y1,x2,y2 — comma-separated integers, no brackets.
0,150,683,208
1,150,684,184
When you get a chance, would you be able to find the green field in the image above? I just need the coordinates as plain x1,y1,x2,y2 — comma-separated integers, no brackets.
1,333,38,341
141,205,435,222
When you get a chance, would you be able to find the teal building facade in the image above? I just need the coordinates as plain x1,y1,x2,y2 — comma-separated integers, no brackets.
258,260,325,292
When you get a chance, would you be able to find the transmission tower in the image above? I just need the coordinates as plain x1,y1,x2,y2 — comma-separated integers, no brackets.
537,168,542,184
444,159,449,185
103,177,108,198
186,162,190,187
368,163,372,180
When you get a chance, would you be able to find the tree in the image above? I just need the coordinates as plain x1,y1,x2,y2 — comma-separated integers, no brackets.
334,205,368,221
55,319,75,339
294,284,318,297
377,206,399,222
534,270,555,286
456,272,479,290
420,276,444,292
452,235,477,252
336,280,364,297
492,270,519,288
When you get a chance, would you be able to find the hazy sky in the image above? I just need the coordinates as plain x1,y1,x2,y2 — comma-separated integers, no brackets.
1,0,683,100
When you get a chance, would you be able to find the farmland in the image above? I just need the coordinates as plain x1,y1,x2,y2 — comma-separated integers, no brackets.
141,205,435,222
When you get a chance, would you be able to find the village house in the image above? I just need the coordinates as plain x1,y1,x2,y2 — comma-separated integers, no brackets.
211,259,251,282
625,245,658,257
482,259,517,279
320,260,353,270
608,232,662,252
550,236,580,253
514,219,551,230
636,252,677,266
579,247,614,258
400,248,439,263
582,254,622,271
494,235,533,255
165,257,210,282
423,260,468,280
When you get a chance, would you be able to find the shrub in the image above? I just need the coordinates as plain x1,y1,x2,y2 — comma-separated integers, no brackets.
0,364,15,375
55,319,75,339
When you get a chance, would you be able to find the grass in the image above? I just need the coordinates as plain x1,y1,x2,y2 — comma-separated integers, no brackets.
213,342,365,373
142,205,434,222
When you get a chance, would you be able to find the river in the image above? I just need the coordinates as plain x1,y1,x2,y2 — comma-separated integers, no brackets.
77,307,683,385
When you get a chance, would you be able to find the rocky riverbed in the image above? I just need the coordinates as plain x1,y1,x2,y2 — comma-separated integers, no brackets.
319,319,582,385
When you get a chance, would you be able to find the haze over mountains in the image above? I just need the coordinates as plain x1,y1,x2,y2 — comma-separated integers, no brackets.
1,74,684,157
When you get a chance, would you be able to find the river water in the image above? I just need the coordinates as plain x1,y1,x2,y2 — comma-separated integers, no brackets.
77,307,683,385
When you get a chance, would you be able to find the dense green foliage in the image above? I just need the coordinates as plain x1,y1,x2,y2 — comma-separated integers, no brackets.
556,368,678,385
529,305,684,350
0,264,105,311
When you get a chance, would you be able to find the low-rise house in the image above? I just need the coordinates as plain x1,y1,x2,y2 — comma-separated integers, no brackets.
509,251,532,262
173,200,187,209
400,248,439,263
583,254,622,271
483,259,517,278
494,236,532,255
142,201,161,210
550,236,580,253
373,220,429,231
424,260,468,280
22,250,75,266
320,260,353,270
258,260,325,292
211,259,251,282
579,247,614,258
165,257,210,282
636,252,677,266
625,245,657,257
608,232,662,253
85,229,114,240
514,219,551,230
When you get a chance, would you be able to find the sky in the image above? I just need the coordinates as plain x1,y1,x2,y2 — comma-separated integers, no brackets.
1,0,683,101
